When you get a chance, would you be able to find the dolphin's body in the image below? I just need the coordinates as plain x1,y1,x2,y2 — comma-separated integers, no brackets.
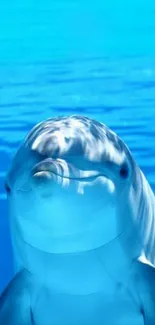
0,115,155,324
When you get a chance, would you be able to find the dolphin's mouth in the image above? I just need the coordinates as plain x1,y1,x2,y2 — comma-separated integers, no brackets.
31,158,108,183
33,171,106,182
17,158,112,193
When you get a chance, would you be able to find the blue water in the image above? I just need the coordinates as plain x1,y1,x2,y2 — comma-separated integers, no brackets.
0,0,155,294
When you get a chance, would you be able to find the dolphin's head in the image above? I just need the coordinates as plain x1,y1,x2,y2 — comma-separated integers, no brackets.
5,116,144,259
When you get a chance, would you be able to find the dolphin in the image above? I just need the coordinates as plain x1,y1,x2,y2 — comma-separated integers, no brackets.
0,115,155,325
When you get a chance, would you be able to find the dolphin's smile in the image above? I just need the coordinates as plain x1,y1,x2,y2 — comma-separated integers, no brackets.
31,157,112,188
33,172,106,182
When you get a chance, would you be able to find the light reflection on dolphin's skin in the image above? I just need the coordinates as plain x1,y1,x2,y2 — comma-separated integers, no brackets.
0,115,155,325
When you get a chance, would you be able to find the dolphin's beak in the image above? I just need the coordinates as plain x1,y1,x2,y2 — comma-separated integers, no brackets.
31,158,105,182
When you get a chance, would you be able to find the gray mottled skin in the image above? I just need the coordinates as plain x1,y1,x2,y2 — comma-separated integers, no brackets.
0,115,155,325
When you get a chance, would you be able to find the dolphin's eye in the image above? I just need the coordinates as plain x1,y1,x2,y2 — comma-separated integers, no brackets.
119,164,129,179
4,182,11,194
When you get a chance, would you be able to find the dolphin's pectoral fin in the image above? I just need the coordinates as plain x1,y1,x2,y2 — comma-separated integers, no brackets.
0,269,34,325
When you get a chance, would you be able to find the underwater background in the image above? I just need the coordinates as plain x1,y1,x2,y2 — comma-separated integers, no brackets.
0,0,155,293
